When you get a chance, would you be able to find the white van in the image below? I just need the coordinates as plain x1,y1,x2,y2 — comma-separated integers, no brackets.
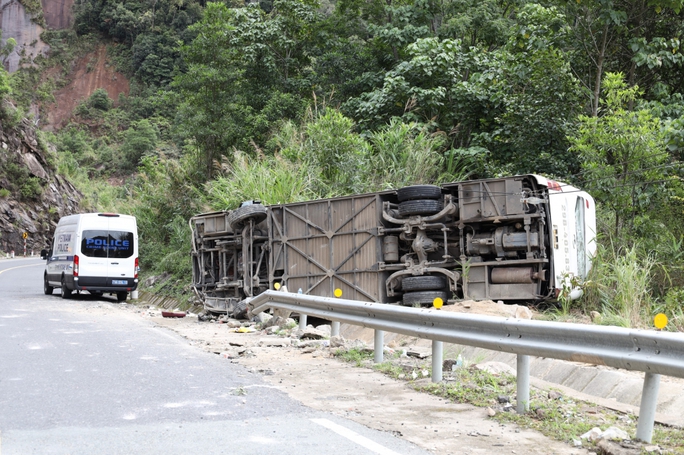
43,213,139,302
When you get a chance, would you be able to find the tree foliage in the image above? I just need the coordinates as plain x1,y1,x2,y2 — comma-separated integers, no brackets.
569,73,674,240
26,0,684,306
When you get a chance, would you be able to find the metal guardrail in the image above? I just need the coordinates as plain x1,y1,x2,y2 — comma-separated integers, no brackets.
248,290,684,443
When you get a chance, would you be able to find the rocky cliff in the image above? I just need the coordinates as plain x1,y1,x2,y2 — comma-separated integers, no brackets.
0,106,82,256
0,0,50,73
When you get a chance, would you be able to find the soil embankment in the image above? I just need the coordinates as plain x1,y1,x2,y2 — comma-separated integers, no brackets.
45,44,130,130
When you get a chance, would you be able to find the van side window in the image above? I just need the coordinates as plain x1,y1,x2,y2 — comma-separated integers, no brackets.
81,230,135,259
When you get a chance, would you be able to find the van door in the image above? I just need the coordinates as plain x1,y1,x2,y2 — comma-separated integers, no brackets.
80,229,110,282
80,220,135,284
104,230,135,281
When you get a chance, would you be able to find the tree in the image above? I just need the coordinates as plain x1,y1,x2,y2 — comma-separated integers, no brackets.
569,73,672,239
345,4,584,176
559,0,684,115
0,66,11,100
121,119,158,168
0,33,14,107
173,1,315,178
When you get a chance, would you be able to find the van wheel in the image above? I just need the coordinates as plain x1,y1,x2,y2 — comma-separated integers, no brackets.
60,278,72,299
44,275,53,295
116,291,128,302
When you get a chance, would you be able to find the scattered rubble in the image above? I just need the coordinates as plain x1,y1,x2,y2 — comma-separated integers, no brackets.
580,426,631,442
109,301,680,455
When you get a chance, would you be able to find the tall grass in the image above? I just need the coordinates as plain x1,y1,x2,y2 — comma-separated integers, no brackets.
206,150,319,210
366,118,446,190
583,242,657,327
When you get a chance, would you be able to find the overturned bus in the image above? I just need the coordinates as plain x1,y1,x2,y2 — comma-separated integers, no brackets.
190,175,596,316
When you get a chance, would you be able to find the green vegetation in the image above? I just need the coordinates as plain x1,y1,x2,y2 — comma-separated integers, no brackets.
2,0,682,315
0,158,45,201
335,346,684,453
334,347,375,366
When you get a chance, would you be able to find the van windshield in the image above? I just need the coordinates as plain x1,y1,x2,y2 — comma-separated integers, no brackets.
81,230,134,259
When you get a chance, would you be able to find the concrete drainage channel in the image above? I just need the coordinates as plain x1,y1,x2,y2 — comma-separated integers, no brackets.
415,341,683,428
339,322,684,429
137,290,201,313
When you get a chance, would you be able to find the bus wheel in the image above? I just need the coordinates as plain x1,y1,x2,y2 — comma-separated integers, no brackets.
402,291,448,307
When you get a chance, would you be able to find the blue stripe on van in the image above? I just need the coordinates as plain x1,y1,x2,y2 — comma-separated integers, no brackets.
52,256,74,261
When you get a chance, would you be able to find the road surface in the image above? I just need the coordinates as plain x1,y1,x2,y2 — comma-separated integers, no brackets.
0,257,429,455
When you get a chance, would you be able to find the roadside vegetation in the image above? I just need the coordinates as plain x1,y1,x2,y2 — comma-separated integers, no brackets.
2,0,683,328
335,347,684,454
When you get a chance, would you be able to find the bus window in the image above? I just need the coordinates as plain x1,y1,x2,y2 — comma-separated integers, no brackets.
575,197,587,278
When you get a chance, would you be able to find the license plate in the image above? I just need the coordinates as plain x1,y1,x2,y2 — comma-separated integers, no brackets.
112,280,127,285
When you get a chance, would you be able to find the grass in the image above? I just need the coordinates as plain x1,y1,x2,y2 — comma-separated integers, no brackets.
334,347,374,366
334,346,684,453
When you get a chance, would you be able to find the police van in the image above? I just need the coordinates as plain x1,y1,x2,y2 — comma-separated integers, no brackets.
43,213,139,302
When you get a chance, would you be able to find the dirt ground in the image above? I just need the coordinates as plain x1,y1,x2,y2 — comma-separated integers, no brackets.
45,44,130,131
95,298,592,455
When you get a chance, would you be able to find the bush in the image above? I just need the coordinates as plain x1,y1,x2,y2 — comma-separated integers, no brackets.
120,119,158,169
88,88,113,111
20,177,43,200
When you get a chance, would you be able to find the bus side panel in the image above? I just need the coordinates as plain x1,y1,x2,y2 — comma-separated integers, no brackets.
269,194,386,302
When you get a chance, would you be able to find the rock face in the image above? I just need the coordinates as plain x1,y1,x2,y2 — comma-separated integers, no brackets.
42,0,74,29
0,0,50,73
1,0,75,73
0,113,82,255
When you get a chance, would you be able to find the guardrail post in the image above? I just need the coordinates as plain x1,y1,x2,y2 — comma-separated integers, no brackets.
432,341,443,382
636,372,661,443
331,321,340,337
374,330,384,363
516,354,530,413
299,314,308,331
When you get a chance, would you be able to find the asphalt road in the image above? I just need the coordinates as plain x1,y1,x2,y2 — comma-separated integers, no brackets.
0,257,430,455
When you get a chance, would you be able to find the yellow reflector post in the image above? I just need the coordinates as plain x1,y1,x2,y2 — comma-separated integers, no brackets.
334,288,343,298
274,282,281,290
654,313,668,329
433,297,443,309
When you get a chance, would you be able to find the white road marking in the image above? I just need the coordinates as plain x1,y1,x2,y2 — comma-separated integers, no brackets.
0,263,43,275
311,418,403,455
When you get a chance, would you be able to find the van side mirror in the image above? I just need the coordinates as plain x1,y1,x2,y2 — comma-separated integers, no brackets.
40,249,49,260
